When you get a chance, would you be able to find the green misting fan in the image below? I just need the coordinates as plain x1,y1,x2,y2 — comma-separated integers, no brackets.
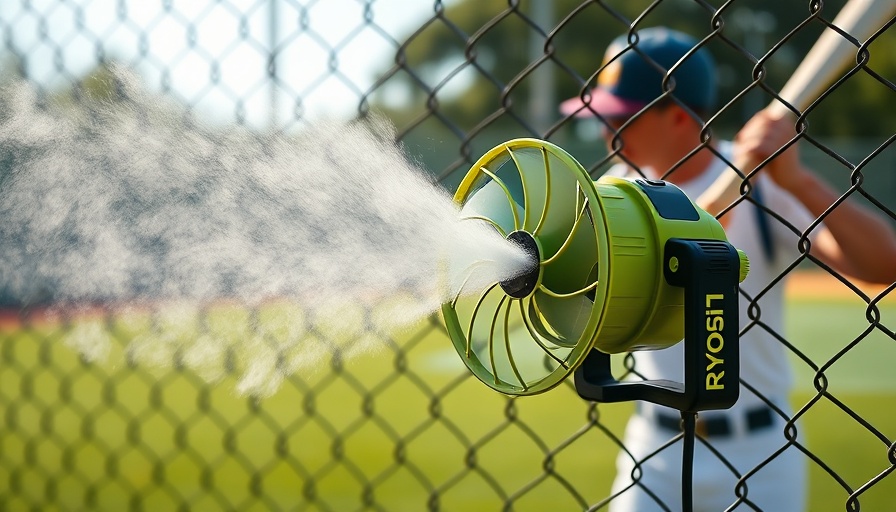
441,139,749,412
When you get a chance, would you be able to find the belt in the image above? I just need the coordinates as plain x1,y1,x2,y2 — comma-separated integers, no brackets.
653,405,775,438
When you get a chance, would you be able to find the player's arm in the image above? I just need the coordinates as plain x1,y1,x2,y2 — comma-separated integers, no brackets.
737,109,896,284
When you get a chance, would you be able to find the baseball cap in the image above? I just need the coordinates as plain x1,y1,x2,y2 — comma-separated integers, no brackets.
560,27,717,119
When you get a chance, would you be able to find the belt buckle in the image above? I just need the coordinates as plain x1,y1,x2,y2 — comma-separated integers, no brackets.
694,418,709,437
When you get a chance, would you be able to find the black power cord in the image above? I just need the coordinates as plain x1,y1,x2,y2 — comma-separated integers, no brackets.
681,411,698,512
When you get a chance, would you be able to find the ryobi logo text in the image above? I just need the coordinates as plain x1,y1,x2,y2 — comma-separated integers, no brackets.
705,294,725,391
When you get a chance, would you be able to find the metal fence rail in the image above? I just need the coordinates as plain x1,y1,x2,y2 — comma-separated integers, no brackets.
1,1,895,511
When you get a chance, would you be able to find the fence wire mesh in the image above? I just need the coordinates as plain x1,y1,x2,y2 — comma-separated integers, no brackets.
1,1,895,511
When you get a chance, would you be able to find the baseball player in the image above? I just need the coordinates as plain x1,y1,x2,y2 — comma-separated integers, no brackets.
560,27,896,511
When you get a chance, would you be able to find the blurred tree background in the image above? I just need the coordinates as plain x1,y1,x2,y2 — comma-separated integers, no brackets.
2,0,894,193
363,0,896,189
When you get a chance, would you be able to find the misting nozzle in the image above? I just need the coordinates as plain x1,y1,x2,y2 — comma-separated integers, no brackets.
499,230,541,298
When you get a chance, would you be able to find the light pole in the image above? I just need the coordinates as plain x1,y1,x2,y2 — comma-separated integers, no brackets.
731,8,776,121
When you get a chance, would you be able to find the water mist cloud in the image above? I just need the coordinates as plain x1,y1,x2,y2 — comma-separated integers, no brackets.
0,71,531,394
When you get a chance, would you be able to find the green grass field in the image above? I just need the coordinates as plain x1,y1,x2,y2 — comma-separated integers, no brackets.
1,294,894,511
785,295,896,512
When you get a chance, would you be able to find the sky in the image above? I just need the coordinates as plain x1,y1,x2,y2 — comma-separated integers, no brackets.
0,0,448,127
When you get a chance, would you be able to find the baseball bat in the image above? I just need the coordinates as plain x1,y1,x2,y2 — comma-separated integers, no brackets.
696,0,896,216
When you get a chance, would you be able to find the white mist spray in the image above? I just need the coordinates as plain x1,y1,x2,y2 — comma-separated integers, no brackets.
0,72,532,394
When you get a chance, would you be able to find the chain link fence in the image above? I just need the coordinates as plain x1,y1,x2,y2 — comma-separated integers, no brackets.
1,1,895,511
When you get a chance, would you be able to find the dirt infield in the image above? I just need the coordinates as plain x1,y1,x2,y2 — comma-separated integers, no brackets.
1,272,891,330
786,271,894,301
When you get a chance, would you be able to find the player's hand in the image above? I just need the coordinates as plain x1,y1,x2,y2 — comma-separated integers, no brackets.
734,108,807,191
